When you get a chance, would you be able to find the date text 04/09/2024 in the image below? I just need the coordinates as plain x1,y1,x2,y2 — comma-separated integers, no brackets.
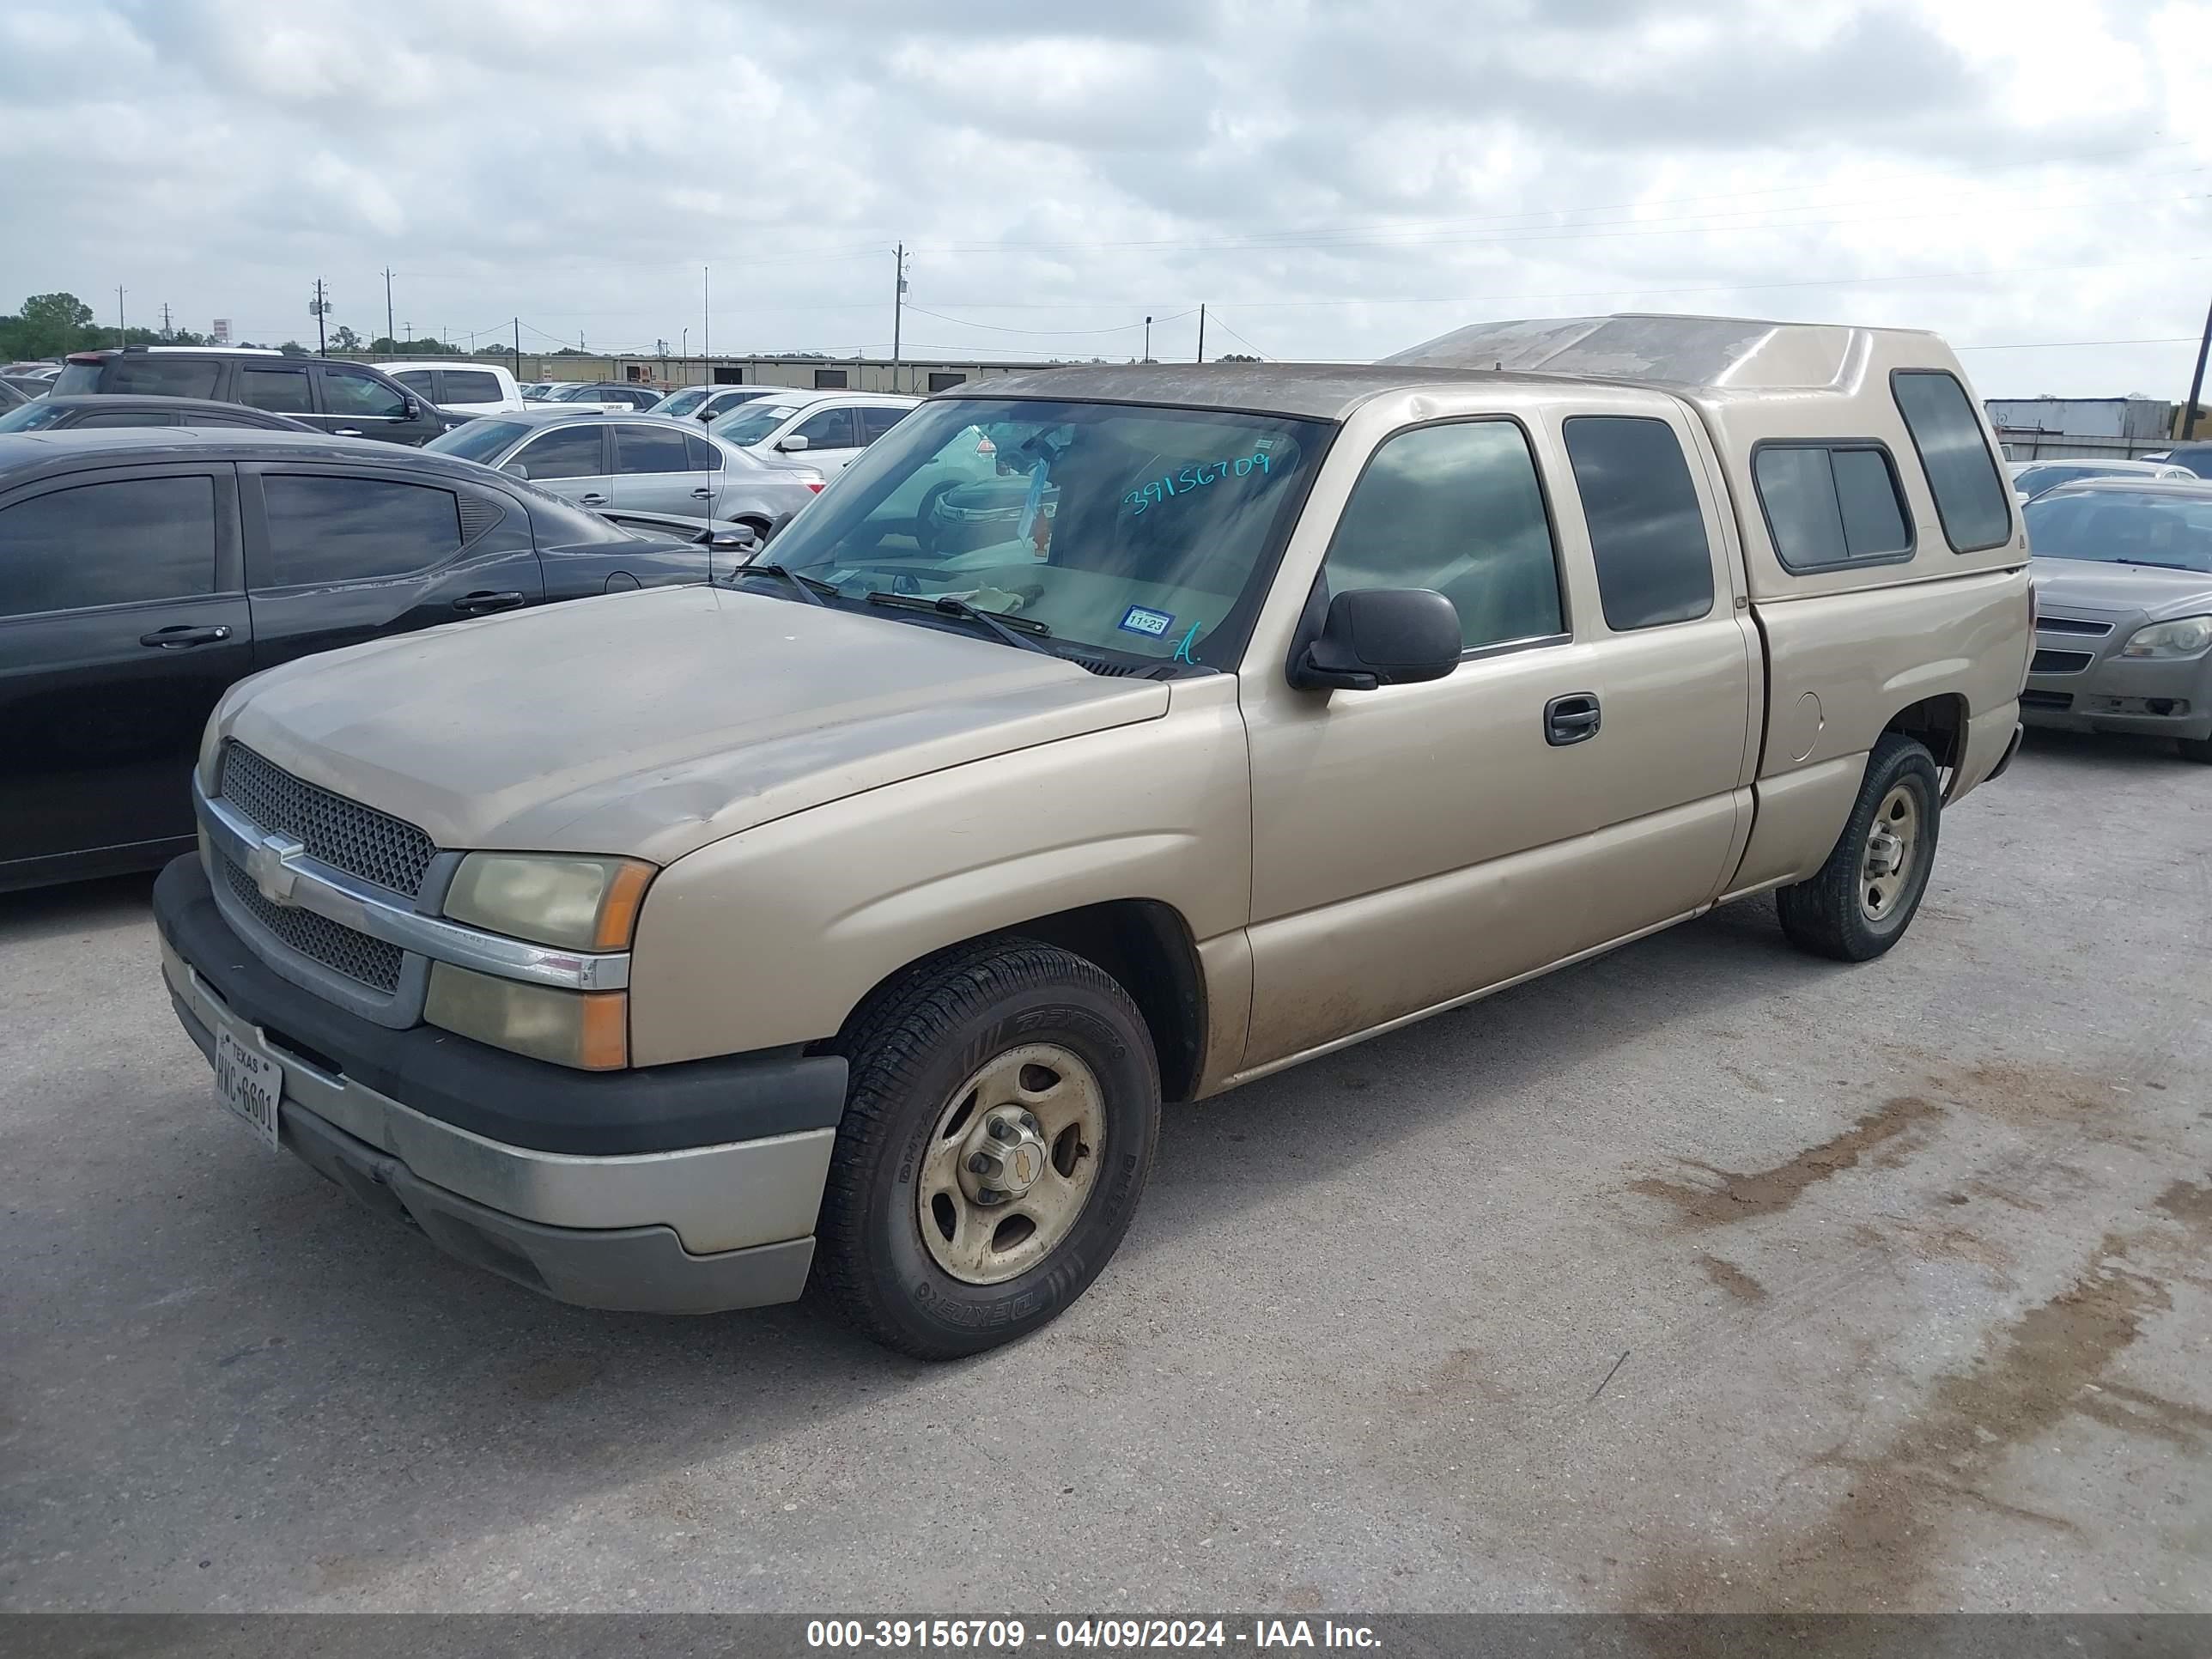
804,1619,1381,1650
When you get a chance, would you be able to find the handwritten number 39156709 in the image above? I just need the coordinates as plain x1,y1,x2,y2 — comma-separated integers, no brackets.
1125,449,1271,515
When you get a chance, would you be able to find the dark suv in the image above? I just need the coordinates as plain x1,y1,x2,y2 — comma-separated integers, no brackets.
0,429,716,891
52,348,450,445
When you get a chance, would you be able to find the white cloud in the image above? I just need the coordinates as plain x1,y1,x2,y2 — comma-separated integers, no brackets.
0,0,2204,395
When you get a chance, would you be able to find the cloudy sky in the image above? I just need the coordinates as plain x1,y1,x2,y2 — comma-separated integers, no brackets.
2,0,2207,398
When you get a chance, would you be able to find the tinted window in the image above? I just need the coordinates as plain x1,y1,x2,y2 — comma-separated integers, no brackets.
1754,444,1913,571
513,425,607,480
813,368,849,390
2160,445,2212,478
0,476,218,617
928,372,966,392
859,405,908,445
658,388,708,417
1562,416,1714,630
0,401,74,432
793,407,856,450
684,433,721,471
1832,448,1912,557
319,367,409,418
76,409,175,428
261,475,460,586
425,419,529,464
393,370,437,395
615,423,691,474
106,357,222,399
240,366,312,412
1893,370,2011,551
442,372,497,404
52,362,103,396
1326,420,1563,652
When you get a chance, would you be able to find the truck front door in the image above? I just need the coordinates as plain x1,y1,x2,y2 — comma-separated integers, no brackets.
1237,388,1753,1073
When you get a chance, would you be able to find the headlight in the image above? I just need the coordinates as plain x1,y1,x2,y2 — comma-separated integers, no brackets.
2120,615,2212,659
443,854,654,951
425,964,627,1070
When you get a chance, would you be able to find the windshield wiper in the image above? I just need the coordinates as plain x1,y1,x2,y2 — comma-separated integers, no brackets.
2115,558,2204,572
728,562,834,605
865,591,1054,655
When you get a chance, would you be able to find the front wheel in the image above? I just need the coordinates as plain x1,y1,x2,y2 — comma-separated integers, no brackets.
811,940,1160,1358
1777,733,1942,962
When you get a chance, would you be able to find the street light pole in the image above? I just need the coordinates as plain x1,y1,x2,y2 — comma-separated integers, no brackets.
1144,314,1152,362
2185,288,2212,441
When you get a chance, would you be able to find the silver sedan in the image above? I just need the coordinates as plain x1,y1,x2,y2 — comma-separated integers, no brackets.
2021,477,2212,762
424,410,823,535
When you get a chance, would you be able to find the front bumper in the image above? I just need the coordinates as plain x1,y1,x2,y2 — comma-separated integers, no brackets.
2023,641,2212,741
155,854,847,1315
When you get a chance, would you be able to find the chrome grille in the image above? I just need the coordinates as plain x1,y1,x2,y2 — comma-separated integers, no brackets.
218,742,436,897
221,854,404,993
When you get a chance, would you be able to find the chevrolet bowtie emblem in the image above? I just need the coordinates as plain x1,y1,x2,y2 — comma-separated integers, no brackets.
248,833,306,906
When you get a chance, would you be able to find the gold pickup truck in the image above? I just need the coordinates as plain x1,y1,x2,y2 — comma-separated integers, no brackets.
155,314,2032,1357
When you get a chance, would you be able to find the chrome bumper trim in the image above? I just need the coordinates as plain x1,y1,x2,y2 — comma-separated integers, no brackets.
164,941,832,1255
195,780,630,992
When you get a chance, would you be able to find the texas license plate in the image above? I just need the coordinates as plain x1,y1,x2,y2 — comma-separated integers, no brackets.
214,1024,283,1151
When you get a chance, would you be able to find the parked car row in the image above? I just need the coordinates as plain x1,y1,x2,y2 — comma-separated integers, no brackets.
51,346,455,444
0,429,736,893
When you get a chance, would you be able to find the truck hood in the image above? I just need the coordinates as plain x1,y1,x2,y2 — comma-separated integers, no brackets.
2032,556,2212,623
216,585,1170,865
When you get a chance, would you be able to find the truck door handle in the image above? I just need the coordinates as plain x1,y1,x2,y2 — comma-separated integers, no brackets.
139,623,232,648
1544,692,1601,746
452,590,525,615
578,492,610,506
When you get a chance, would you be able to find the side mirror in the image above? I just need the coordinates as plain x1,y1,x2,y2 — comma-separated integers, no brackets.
708,525,760,551
501,460,530,480
1288,587,1462,692
775,434,810,453
402,396,422,420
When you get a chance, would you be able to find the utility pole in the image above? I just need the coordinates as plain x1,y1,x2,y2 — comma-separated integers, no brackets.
1196,303,1206,364
116,287,126,348
513,318,521,382
2186,289,2212,441
383,267,396,350
1144,315,1152,362
891,243,908,392
404,322,412,350
702,265,711,379
160,301,173,341
311,278,329,356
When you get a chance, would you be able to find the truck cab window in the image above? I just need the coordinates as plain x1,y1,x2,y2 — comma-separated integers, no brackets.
1562,416,1715,631
1324,419,1564,652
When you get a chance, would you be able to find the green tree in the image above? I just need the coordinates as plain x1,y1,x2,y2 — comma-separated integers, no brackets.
277,340,309,356
328,325,363,352
0,290,97,359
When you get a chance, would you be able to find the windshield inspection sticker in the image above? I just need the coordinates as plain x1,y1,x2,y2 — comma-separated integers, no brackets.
1119,605,1176,638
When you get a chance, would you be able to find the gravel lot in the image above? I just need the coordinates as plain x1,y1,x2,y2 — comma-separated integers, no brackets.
3,729,2207,1613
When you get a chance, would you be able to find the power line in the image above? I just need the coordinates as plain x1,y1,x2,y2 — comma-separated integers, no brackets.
1205,316,1273,361
1954,336,2200,350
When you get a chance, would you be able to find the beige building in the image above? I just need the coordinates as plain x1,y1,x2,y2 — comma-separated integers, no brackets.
345,351,1073,396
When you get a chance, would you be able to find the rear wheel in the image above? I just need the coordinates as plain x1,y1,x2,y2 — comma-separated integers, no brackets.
811,940,1159,1358
1778,733,1942,962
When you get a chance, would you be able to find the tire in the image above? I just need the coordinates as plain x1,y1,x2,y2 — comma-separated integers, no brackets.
1777,733,1942,963
811,939,1160,1359
2179,735,2212,763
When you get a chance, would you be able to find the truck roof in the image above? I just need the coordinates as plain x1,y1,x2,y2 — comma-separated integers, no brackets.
973,315,1963,421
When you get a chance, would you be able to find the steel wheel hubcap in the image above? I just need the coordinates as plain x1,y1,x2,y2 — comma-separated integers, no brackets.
1860,783,1920,921
917,1042,1103,1285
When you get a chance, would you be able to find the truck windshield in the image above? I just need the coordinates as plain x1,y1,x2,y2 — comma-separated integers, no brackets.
2024,489,2212,573
764,397,1327,667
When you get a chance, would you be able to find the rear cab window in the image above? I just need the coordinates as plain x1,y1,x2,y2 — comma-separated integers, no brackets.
1561,416,1715,630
